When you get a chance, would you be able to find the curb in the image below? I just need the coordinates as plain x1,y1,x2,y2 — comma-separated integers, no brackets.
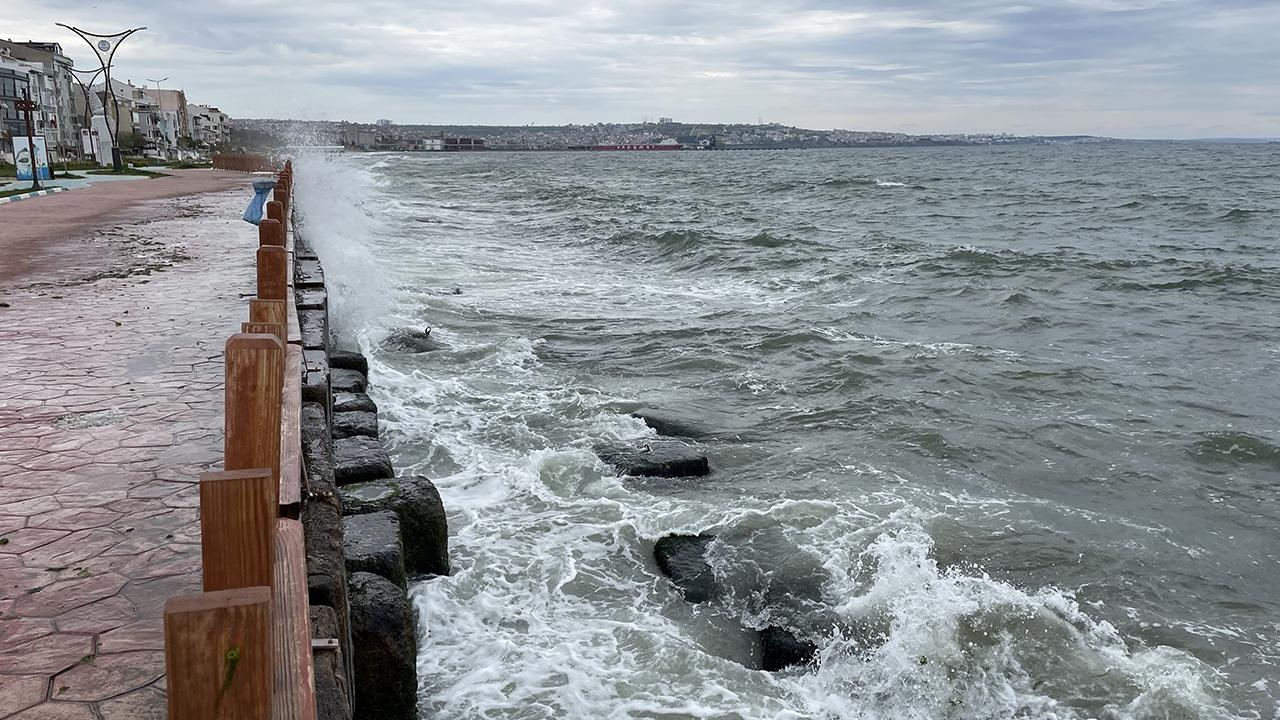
0,187,68,205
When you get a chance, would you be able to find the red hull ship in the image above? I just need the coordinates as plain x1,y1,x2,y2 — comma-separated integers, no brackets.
591,142,683,151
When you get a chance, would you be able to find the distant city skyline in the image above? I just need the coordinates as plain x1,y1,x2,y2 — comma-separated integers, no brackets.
2,0,1277,139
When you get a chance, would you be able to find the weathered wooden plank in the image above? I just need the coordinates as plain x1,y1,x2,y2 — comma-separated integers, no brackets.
273,518,318,720
286,292,302,347
164,587,273,720
199,469,276,592
279,344,304,516
225,334,284,507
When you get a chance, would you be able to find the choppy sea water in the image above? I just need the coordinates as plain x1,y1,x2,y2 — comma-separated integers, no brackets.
294,144,1280,719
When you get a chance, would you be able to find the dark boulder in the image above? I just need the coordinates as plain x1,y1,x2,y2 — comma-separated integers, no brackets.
343,511,407,589
333,436,394,485
759,626,818,671
329,350,369,374
333,392,377,414
383,327,442,353
595,440,709,477
330,368,367,394
653,534,718,603
340,476,449,577
348,572,417,720
632,409,710,439
333,411,379,439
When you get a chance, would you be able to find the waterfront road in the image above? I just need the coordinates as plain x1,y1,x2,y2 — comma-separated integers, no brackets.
0,188,255,718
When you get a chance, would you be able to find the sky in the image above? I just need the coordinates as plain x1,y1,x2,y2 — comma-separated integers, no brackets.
2,0,1277,138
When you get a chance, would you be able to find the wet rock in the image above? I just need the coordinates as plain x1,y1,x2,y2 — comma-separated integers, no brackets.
296,259,325,288
343,511,406,589
301,402,334,497
329,350,369,374
759,626,818,671
632,409,710,439
340,476,449,577
309,605,352,720
302,350,331,409
595,440,709,477
348,572,417,720
333,392,377,414
333,436,393,485
299,307,329,351
303,498,351,690
296,288,328,312
654,534,719,603
333,411,379,439
383,327,442,353
330,368,367,394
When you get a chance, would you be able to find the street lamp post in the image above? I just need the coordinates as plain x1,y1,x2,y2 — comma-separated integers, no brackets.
147,76,169,158
14,90,42,192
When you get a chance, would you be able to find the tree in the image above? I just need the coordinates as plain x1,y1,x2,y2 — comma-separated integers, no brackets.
116,130,145,153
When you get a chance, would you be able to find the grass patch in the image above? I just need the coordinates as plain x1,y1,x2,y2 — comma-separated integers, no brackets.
0,186,59,199
87,167,169,178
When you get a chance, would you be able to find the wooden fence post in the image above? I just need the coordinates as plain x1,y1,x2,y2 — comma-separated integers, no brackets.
257,246,288,301
224,333,284,505
164,587,273,720
249,298,288,325
199,469,276,592
266,200,286,237
259,217,282,247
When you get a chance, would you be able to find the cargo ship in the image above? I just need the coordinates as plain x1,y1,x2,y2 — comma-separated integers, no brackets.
591,138,683,151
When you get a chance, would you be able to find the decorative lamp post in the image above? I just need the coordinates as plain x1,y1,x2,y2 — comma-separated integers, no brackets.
56,24,146,171
69,66,104,162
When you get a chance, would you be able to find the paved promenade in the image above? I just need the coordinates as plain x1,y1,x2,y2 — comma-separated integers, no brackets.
0,185,256,719
0,169,250,285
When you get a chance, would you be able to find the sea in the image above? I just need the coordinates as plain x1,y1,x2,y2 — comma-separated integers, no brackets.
292,143,1280,720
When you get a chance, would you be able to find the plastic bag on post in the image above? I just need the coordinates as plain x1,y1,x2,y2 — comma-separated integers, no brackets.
242,179,278,225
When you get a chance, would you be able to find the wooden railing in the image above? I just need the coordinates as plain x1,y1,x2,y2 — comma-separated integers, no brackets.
214,153,282,173
162,162,316,719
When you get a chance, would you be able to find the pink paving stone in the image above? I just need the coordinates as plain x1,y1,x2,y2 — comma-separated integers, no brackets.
97,683,166,720
27,508,122,532
6,701,97,720
0,674,49,716
18,529,122,570
51,595,137,634
0,617,55,649
12,573,127,618
96,619,163,654
51,650,164,702
115,546,199,581
0,530,70,556
0,632,93,675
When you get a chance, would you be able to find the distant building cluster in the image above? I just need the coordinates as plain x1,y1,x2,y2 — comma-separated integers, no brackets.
0,37,233,164
235,117,1110,153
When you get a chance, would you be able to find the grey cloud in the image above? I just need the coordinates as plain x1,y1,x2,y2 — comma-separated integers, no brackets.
2,0,1276,136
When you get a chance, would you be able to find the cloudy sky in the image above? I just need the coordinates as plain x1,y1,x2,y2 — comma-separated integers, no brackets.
3,0,1276,137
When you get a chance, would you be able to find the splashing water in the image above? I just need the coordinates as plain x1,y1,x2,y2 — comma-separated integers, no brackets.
294,146,1279,719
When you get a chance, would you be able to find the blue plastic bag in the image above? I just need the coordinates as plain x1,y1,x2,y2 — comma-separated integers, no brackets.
242,179,278,225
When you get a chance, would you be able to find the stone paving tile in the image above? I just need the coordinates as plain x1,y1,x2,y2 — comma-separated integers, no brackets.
0,190,257,718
